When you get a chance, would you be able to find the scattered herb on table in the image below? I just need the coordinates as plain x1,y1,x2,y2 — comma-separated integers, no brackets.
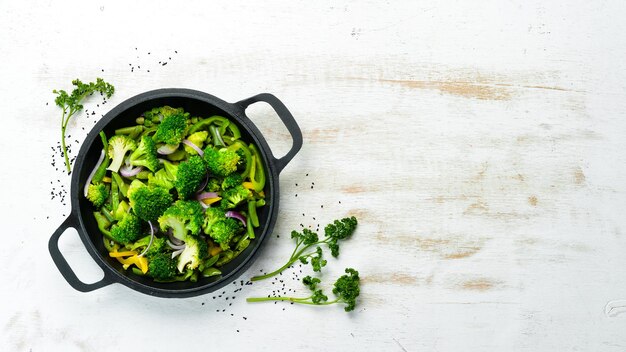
251,216,358,281
247,268,360,312
53,78,115,173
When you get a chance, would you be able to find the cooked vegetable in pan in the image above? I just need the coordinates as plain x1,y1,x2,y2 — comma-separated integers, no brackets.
85,106,266,282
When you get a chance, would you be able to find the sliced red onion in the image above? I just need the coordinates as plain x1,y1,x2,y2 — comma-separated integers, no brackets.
167,230,184,246
158,158,167,164
139,221,155,257
171,248,185,259
157,143,179,155
84,150,105,197
198,200,209,209
225,211,247,227
167,240,186,250
120,164,143,177
197,192,219,200
183,139,204,157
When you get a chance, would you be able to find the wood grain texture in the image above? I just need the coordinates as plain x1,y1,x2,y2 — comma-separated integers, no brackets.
2,0,626,351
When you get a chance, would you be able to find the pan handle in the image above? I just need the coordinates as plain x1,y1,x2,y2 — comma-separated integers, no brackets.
237,93,303,173
49,215,114,292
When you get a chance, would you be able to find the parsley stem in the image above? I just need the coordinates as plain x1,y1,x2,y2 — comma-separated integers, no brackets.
250,260,295,281
60,108,72,173
250,244,312,281
246,296,340,305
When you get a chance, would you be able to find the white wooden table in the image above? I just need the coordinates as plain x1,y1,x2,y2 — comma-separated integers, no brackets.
2,1,626,350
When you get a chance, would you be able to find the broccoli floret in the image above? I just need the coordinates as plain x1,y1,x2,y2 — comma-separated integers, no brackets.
107,135,137,173
148,168,175,190
162,159,178,177
158,200,204,241
148,252,178,280
221,185,252,209
129,185,173,222
177,236,208,272
235,148,247,173
221,174,243,190
174,156,207,199
86,183,108,208
203,146,240,177
129,135,159,172
202,207,226,232
147,236,168,256
110,213,142,244
126,179,146,202
209,218,242,249
128,235,167,256
144,106,186,123
152,107,188,145
206,178,221,192
183,131,209,155
201,208,242,249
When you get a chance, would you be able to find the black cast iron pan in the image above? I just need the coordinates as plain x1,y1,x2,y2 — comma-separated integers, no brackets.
48,89,302,298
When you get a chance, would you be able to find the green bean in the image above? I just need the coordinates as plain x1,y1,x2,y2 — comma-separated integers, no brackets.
115,125,143,136
248,200,259,228
111,177,119,211
202,267,221,278
111,172,128,197
246,214,255,239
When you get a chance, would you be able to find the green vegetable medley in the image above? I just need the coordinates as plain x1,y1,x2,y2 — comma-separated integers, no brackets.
85,106,266,282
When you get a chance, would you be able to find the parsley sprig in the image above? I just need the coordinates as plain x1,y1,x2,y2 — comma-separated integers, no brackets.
247,268,361,312
251,216,358,281
53,78,114,173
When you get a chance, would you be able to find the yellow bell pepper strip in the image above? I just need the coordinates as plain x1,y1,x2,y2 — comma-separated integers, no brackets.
209,245,223,257
135,256,148,274
102,176,112,183
201,197,222,206
111,252,148,274
242,182,255,190
248,144,265,192
109,250,138,258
